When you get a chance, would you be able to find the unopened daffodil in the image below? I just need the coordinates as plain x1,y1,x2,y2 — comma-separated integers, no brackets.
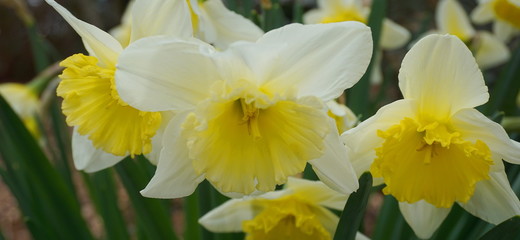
342,34,520,239
199,177,369,240
471,0,520,42
435,0,510,69
115,22,373,198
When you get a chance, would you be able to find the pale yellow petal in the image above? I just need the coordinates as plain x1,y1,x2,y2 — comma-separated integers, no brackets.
436,0,475,42
286,177,349,210
199,198,256,232
380,19,411,49
398,34,488,119
399,200,451,239
474,31,510,69
471,2,494,24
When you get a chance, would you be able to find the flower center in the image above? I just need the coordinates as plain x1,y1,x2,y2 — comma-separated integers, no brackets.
320,8,366,24
184,80,330,194
493,0,520,29
371,117,492,208
58,54,162,156
242,195,330,240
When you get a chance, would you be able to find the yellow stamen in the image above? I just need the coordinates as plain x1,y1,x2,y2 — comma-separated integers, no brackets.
371,117,493,208
58,54,162,156
242,195,330,240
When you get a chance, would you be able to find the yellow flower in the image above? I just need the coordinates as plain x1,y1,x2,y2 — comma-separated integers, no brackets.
471,0,520,42
115,22,373,198
342,34,520,238
0,83,40,138
435,0,510,69
199,177,369,240
45,0,194,171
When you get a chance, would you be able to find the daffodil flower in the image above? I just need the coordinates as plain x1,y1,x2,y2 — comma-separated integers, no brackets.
187,0,264,49
471,0,520,42
342,34,520,239
115,22,373,198
435,0,510,70
327,100,359,134
45,0,193,171
304,0,410,50
0,83,40,138
199,177,369,240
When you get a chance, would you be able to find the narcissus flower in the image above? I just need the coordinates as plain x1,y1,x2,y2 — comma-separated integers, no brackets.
435,0,510,69
199,177,368,240
0,83,40,138
304,0,410,50
342,34,520,239
471,0,520,42
116,22,373,198
46,0,194,171
326,100,358,134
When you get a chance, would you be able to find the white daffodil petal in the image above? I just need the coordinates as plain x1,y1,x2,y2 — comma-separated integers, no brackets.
130,0,192,42
451,108,520,164
342,99,416,179
286,177,348,210
199,198,255,232
45,0,122,66
116,36,218,112
398,34,488,118
399,200,451,239
140,112,204,198
459,171,520,224
494,20,518,42
436,0,475,42
303,9,325,24
145,111,175,165
72,128,122,172
474,31,510,69
380,19,411,49
198,0,263,49
471,3,494,24
246,22,372,101
309,120,359,195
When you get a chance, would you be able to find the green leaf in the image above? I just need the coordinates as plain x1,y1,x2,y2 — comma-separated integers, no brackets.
260,0,286,31
334,172,373,240
115,157,177,240
198,180,216,240
480,216,520,240
0,93,93,240
347,0,386,120
184,191,202,240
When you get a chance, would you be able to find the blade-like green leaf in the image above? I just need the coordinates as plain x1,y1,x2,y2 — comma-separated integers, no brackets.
260,0,286,31
115,156,177,240
334,172,373,240
480,216,520,240
0,93,93,240
199,180,215,240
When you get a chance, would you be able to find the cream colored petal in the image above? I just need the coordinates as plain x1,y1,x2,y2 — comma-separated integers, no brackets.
45,0,122,66
199,198,255,232
109,1,133,47
197,0,263,49
140,112,204,198
459,171,520,224
318,0,347,12
494,20,519,42
342,99,416,179
436,0,475,41
398,34,488,119
303,9,325,24
451,108,520,164
380,19,411,49
470,2,494,24
474,31,510,69
239,22,372,101
145,111,175,165
313,205,340,236
308,120,359,195
286,177,348,210
72,128,122,172
115,36,218,112
399,200,451,239
129,0,193,42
